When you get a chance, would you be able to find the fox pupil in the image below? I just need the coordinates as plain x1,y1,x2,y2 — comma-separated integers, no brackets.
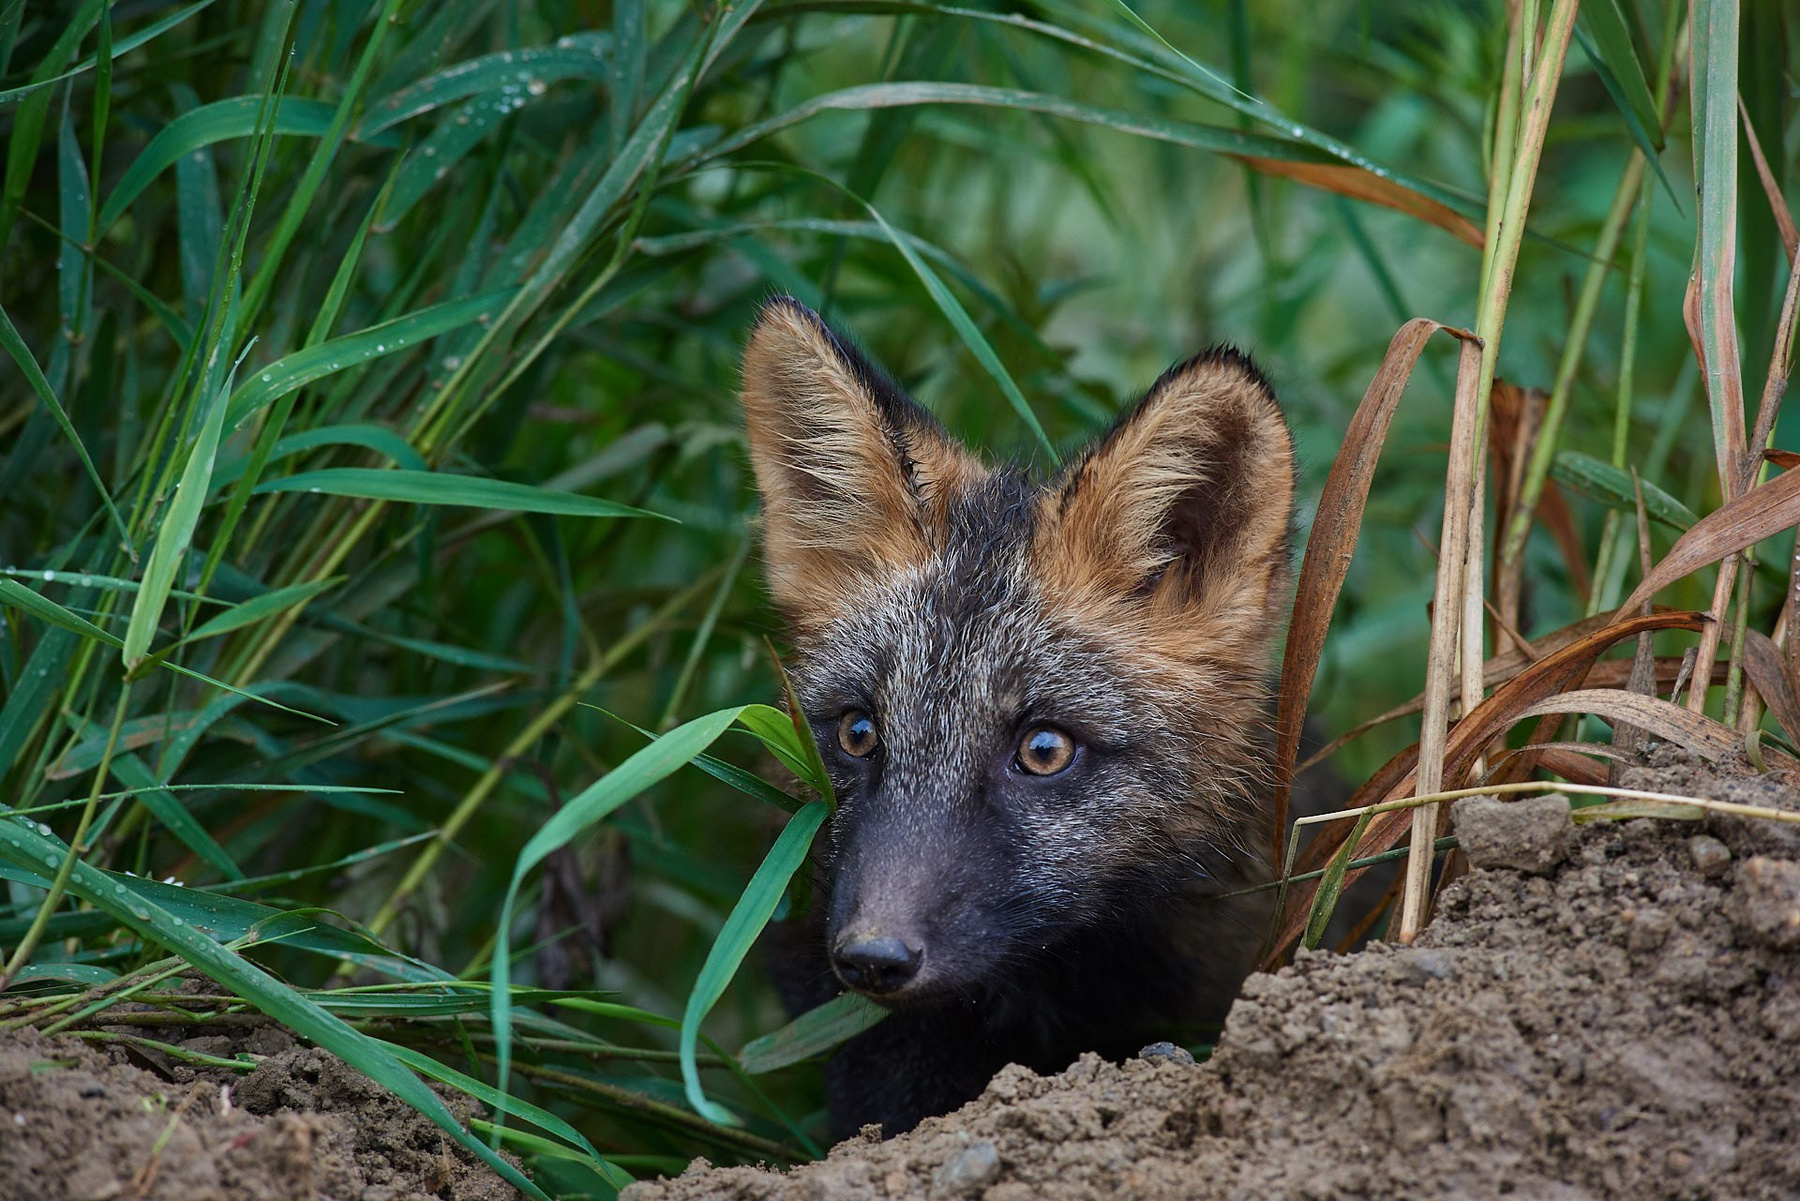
836,711,878,757
1018,726,1075,775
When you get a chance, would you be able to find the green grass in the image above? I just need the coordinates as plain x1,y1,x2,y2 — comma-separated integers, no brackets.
0,1,1794,1196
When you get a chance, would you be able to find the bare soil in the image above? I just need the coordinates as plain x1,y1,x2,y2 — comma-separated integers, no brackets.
0,1017,520,1201
626,748,1800,1201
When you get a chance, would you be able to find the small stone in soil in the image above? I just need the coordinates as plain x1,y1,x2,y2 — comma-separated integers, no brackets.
1689,834,1733,877
932,1141,1000,1193
1451,793,1572,875
1138,1041,1195,1066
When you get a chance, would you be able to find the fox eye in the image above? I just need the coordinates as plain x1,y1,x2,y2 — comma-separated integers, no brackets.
1016,725,1076,776
837,710,879,758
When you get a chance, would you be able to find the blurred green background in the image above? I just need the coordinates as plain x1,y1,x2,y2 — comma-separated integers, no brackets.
0,0,1792,1194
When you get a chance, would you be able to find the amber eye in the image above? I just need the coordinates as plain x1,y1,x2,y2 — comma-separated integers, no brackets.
837,710,879,758
1017,726,1076,776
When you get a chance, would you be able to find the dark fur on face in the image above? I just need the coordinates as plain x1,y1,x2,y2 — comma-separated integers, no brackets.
742,296,1296,1139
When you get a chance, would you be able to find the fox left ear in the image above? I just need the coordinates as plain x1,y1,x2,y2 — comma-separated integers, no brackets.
741,297,984,627
1033,349,1295,644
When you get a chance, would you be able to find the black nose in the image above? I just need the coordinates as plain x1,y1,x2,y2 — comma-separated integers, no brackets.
832,934,923,995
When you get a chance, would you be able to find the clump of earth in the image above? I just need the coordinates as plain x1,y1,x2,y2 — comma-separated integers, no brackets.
626,748,1800,1201
0,1017,519,1201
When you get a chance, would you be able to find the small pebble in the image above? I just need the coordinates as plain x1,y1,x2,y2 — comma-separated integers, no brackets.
1138,1041,1195,1065
932,1141,999,1193
1451,794,1572,875
1689,834,1732,877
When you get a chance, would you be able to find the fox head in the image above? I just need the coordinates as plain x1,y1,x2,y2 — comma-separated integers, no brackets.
742,296,1295,1007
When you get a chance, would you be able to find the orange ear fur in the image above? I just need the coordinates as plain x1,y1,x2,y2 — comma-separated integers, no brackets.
741,297,984,626
1031,351,1296,661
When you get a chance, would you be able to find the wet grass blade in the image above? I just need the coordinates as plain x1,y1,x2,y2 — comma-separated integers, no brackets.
358,34,611,135
223,290,512,429
0,578,119,646
253,467,666,520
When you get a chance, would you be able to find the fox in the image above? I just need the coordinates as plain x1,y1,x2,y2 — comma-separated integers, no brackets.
741,295,1296,1140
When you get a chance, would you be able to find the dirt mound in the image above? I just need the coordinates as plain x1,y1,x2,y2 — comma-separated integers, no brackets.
626,749,1800,1201
0,1019,520,1201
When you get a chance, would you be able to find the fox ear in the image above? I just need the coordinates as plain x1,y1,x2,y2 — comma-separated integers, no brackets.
1034,349,1295,646
742,297,982,624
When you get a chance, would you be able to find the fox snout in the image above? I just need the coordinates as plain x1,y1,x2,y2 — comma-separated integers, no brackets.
822,826,979,1001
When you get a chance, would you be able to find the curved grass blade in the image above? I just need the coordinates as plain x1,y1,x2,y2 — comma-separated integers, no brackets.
490,706,757,1137
224,290,513,429
358,34,612,135
680,800,829,1124
275,423,428,470
97,97,399,232
8,963,116,986
0,577,118,646
608,713,802,813
0,817,541,1197
0,0,211,106
254,467,665,520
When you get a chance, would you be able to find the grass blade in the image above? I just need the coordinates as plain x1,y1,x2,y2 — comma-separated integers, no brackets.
97,97,397,232
223,290,513,429
1552,451,1699,531
252,467,666,520
122,363,233,671
738,992,887,1074
679,800,829,1124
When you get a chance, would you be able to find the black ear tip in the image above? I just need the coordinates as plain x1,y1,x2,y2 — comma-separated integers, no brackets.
1159,345,1280,410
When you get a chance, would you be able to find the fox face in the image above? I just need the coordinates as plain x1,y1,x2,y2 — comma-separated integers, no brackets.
742,296,1295,1012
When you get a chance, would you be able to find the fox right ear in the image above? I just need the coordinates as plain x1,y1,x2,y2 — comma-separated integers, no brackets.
742,297,982,626
1032,348,1295,663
